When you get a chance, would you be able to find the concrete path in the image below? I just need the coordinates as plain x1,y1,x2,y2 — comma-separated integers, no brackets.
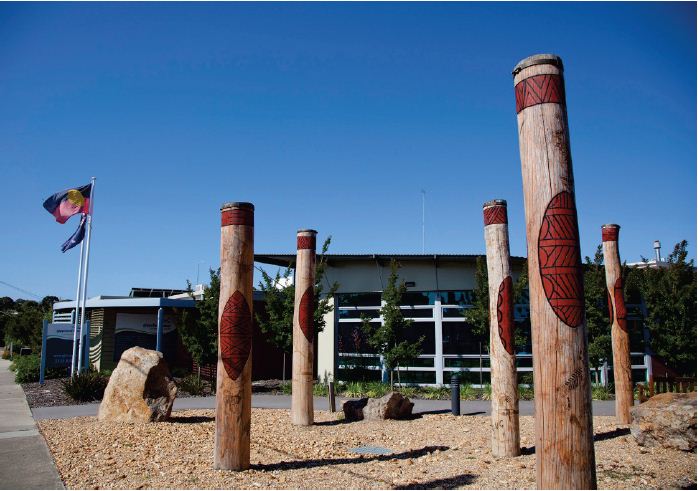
31,393,617,420
0,358,64,490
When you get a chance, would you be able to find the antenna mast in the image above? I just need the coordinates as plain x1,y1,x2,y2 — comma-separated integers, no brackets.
421,189,426,253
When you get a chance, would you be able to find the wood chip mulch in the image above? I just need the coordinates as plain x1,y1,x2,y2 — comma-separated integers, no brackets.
38,410,696,489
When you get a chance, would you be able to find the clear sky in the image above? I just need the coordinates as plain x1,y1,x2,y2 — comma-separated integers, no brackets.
1,2,695,300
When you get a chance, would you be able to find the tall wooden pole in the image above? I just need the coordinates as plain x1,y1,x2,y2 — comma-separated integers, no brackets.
291,229,317,426
601,224,633,424
512,54,597,489
214,202,254,471
483,199,520,458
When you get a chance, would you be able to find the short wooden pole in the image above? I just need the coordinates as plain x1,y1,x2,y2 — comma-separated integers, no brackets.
328,381,336,413
483,199,520,458
602,224,633,424
214,202,254,471
513,54,597,489
291,229,317,426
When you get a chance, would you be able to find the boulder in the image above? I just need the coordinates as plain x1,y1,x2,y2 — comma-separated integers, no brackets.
364,392,414,421
98,347,177,423
343,398,369,421
630,392,696,452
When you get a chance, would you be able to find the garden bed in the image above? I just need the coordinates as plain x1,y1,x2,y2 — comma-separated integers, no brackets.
38,409,695,489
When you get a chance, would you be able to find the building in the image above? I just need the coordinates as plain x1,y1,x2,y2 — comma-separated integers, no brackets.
52,285,289,379
254,253,653,387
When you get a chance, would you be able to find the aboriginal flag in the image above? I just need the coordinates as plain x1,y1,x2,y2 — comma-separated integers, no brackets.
43,183,92,224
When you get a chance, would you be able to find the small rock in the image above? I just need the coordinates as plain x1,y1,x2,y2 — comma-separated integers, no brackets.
364,392,414,421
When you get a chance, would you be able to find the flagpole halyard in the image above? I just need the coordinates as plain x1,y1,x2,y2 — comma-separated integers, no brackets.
77,177,96,374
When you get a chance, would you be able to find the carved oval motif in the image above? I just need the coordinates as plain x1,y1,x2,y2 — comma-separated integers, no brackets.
219,290,252,380
497,276,515,356
298,286,314,343
538,191,584,328
613,277,627,332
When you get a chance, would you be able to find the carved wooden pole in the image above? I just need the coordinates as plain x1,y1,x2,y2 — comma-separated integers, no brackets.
602,224,633,424
512,54,596,489
292,229,317,426
483,199,520,458
214,202,254,471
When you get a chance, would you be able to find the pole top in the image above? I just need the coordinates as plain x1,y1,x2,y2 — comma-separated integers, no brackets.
512,54,563,76
483,199,507,209
220,202,254,211
297,229,318,235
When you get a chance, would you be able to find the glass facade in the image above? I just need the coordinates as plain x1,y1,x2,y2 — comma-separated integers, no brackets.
335,291,652,387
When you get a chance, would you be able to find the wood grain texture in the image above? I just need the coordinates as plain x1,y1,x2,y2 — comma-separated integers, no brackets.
214,203,254,471
291,230,317,426
483,201,520,458
514,55,597,489
602,225,633,425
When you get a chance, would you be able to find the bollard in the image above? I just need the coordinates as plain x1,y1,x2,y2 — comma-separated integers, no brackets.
450,373,461,415
328,381,336,413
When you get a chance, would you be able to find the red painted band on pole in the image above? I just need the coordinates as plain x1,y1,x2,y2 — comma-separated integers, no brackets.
515,74,565,114
484,205,508,226
497,276,515,355
219,291,252,380
602,227,619,242
297,235,316,250
221,209,254,227
538,191,584,328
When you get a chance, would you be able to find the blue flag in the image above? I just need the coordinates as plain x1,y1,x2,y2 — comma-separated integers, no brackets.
61,214,87,253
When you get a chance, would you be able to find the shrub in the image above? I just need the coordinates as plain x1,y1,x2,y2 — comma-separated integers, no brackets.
592,384,614,401
10,353,68,383
518,385,535,400
62,369,108,401
460,383,477,401
1,347,10,360
178,374,208,396
10,354,41,383
313,383,329,397
480,384,492,401
280,381,292,395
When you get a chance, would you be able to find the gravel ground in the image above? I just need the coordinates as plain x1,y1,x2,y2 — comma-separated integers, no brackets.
38,409,696,490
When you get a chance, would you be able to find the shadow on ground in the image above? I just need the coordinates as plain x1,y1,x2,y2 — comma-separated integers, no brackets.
519,427,632,455
393,473,477,489
251,445,449,472
169,415,215,424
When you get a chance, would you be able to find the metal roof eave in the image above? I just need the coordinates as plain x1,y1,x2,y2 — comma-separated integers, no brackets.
53,297,196,311
255,253,526,268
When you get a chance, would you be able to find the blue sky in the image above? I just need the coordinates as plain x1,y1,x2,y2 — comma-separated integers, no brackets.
0,2,695,300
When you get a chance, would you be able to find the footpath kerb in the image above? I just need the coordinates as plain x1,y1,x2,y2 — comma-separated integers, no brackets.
0,357,64,490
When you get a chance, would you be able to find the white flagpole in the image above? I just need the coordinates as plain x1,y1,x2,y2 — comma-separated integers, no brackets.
77,177,96,374
70,234,86,377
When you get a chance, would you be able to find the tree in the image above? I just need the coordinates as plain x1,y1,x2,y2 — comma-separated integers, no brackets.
177,269,220,382
361,259,423,389
626,240,697,376
255,236,339,380
583,245,613,380
3,297,55,350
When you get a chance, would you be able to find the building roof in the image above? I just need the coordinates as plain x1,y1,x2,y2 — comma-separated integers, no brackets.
255,253,526,268
53,296,196,310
